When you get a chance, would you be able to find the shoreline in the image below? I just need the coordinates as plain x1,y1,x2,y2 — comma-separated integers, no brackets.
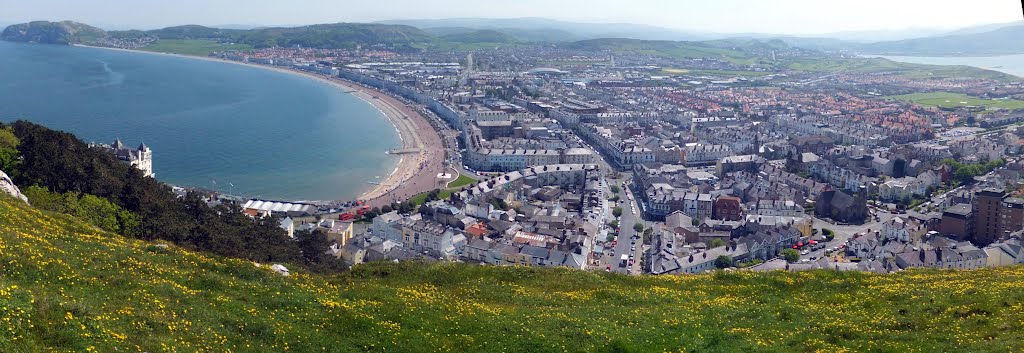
74,44,445,204
864,53,1024,79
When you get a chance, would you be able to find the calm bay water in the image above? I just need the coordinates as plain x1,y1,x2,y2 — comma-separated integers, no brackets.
874,54,1024,78
0,41,400,201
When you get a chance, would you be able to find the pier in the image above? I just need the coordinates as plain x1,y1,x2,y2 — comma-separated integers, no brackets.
386,148,420,155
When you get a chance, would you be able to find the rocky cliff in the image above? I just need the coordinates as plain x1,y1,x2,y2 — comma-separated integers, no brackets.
0,20,107,44
0,170,28,203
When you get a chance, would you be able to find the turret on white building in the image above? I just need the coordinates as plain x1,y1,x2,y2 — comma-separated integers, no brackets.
93,138,154,178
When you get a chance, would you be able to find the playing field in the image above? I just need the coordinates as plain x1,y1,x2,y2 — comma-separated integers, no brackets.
661,68,772,77
885,91,1024,110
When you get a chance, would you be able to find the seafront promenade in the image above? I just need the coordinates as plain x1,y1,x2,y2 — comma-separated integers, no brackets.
330,78,448,205
235,68,450,207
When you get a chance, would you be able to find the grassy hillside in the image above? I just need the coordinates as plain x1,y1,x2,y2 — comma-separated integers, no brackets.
3,194,1024,352
784,57,1016,81
561,38,767,65
137,39,253,56
0,21,107,45
109,23,431,50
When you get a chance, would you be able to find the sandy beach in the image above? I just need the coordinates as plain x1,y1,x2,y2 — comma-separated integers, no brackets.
76,45,448,205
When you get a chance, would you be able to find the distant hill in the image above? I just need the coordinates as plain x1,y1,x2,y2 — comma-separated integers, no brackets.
559,38,778,65
383,17,1024,56
236,23,431,49
776,37,854,52
0,20,106,44
127,24,243,40
424,26,579,43
941,20,1024,36
439,29,518,44
378,17,712,41
815,27,951,43
107,23,431,49
860,25,1024,56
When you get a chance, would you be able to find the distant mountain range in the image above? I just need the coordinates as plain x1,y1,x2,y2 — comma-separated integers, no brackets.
377,17,714,42
1,21,432,50
4,18,1024,56
858,25,1024,56
378,17,1024,56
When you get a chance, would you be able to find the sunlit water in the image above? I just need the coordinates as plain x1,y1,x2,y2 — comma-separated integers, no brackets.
872,54,1024,78
0,41,400,201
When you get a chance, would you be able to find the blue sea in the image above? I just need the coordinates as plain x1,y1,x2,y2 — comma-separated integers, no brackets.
0,41,400,201
873,54,1024,78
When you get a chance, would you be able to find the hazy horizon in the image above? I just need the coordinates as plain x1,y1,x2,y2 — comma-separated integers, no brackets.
1,0,1021,36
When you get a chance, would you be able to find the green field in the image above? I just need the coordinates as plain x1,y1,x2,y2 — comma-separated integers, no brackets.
409,173,477,205
886,91,1024,110
561,39,770,66
446,174,477,188
784,57,1015,81
4,194,1024,352
409,188,453,205
139,39,253,56
661,68,773,77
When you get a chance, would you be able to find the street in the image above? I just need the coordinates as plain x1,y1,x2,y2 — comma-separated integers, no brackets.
581,135,647,275
595,168,646,275
803,208,896,261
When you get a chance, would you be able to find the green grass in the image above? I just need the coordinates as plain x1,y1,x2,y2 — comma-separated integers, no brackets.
3,195,1024,352
562,39,766,66
409,189,453,206
138,39,253,56
661,68,773,77
885,91,1024,110
446,174,477,188
410,174,476,205
784,57,1016,81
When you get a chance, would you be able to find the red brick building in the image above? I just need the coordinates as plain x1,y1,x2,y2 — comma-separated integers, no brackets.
713,196,743,221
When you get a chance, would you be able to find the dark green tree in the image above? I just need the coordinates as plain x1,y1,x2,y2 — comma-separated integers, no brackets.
709,238,725,249
781,249,800,263
714,255,733,269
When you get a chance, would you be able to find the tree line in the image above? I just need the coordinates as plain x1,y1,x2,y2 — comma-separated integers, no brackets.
941,158,1006,185
3,121,343,272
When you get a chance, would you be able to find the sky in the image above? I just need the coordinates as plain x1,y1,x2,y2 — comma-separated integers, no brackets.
0,0,1021,35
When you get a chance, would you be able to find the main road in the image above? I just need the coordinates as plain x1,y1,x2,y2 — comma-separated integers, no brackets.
612,183,645,274
584,138,646,275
